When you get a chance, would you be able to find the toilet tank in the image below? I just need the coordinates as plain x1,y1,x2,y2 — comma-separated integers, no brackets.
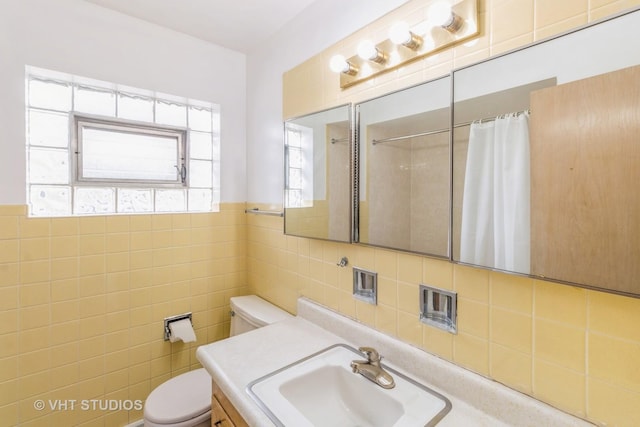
230,295,292,336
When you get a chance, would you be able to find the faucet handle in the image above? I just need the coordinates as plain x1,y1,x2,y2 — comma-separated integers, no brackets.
358,346,381,363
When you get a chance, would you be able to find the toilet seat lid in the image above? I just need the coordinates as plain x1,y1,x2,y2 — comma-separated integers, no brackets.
144,368,211,424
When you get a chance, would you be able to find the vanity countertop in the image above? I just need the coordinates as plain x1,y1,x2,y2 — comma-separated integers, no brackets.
196,298,593,427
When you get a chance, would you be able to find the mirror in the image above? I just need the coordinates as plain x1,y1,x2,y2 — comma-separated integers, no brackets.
357,76,450,258
284,104,353,242
452,9,640,295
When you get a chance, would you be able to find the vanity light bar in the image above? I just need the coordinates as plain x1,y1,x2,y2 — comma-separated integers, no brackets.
329,0,479,89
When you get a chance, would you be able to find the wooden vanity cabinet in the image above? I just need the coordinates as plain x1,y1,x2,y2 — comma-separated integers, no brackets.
211,380,249,427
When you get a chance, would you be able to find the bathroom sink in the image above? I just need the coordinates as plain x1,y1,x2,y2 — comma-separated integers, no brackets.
247,344,451,427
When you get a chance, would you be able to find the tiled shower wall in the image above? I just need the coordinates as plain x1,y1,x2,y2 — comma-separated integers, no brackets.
0,203,247,426
255,0,640,426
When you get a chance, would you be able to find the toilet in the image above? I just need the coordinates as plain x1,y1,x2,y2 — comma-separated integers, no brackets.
143,295,292,427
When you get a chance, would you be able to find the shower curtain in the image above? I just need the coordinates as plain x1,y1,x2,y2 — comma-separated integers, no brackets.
460,112,530,273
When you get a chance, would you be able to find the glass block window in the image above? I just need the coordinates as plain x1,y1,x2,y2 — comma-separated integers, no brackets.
25,66,220,216
284,124,313,208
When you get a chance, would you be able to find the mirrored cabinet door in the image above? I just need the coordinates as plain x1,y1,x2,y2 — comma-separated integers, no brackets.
284,104,353,243
357,76,451,258
452,9,640,295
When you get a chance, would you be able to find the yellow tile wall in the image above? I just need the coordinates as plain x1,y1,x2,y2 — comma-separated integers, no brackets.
267,1,640,426
0,203,248,426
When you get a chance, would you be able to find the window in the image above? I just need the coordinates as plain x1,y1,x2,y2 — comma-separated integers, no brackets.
73,116,187,184
25,67,220,216
284,123,313,208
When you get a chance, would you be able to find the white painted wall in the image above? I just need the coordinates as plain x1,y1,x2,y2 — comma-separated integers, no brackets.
0,0,246,204
246,0,409,204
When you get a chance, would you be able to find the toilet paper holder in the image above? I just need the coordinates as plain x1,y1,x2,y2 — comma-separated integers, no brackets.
164,312,193,341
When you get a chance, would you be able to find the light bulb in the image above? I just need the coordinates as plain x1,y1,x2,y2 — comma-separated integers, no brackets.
329,55,348,73
389,21,423,50
389,22,412,45
357,40,378,61
357,40,388,64
428,1,454,27
329,54,358,75
428,1,463,33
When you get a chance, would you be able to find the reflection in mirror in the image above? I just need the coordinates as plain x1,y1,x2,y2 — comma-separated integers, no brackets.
284,104,352,242
357,76,450,257
452,8,640,295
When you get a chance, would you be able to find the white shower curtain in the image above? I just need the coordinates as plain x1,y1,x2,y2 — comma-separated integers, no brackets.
460,112,530,274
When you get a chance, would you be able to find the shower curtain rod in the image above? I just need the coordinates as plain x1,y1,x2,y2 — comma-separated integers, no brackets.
371,109,530,145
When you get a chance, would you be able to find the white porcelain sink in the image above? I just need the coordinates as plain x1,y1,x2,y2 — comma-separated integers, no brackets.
247,344,452,427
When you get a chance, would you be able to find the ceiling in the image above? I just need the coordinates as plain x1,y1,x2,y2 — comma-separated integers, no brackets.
82,0,319,53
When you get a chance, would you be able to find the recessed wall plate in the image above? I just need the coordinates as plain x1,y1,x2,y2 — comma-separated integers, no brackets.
419,284,457,334
353,267,377,305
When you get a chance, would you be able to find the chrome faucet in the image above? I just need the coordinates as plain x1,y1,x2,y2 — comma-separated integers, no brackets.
350,346,395,389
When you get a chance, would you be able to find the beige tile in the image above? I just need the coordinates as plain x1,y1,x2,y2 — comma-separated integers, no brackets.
79,255,105,277
457,298,489,339
79,275,105,298
397,253,422,284
588,290,640,342
51,279,78,302
19,217,50,238
50,217,78,236
0,286,18,310
534,280,586,327
398,281,419,314
535,0,587,28
374,249,397,279
588,377,640,427
105,215,130,233
0,309,18,335
51,236,79,258
0,240,19,264
20,304,50,331
375,304,397,336
0,263,19,287
20,238,50,261
534,359,586,418
535,318,585,372
454,265,489,302
589,332,640,393
78,216,105,235
490,343,532,393
421,258,453,290
454,333,489,375
51,258,78,281
490,271,532,314
19,326,50,354
50,342,78,368
0,216,19,240
0,333,18,358
0,356,17,382
491,0,534,44
0,402,17,426
490,307,532,353
50,321,79,346
18,348,50,376
20,260,50,284
397,310,423,347
422,325,454,361
51,300,79,324
79,234,105,255
535,14,587,41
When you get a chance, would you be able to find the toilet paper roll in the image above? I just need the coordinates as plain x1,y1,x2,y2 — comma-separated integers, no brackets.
168,318,196,343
